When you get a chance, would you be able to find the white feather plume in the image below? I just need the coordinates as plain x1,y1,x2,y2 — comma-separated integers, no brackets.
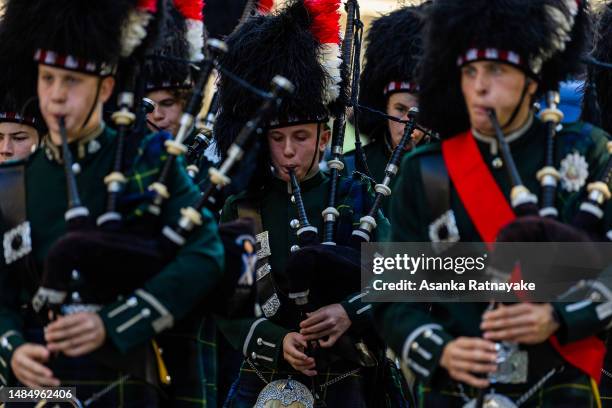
319,43,342,104
186,19,204,62
120,9,153,58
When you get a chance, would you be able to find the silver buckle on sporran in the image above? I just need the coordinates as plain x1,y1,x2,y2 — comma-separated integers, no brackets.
462,342,526,408
255,378,314,408
489,342,528,385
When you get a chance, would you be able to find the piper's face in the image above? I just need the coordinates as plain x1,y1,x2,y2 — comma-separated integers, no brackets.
386,92,424,149
460,61,537,135
146,89,184,136
38,65,115,144
267,123,330,183
0,122,39,163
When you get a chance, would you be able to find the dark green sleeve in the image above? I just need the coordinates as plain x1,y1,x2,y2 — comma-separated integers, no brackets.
216,317,290,370
216,193,292,370
341,209,389,331
374,211,391,243
552,270,612,344
219,194,239,224
552,300,610,344
374,302,453,385
340,292,373,333
377,149,456,384
100,161,225,353
389,152,429,241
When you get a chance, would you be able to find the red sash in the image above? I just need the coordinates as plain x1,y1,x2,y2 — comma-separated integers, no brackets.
442,130,605,383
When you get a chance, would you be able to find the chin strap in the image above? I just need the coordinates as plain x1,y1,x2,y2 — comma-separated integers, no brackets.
500,76,531,131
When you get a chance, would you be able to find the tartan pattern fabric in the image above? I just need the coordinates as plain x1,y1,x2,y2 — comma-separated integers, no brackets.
227,356,407,408
120,131,171,219
416,366,597,408
417,383,596,408
120,132,218,407
230,362,364,404
14,129,216,407
18,327,160,408
336,171,382,241
199,315,218,408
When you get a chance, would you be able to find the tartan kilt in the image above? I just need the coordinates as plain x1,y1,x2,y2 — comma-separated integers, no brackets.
222,345,409,407
199,314,218,408
14,327,162,408
224,361,368,408
597,341,612,407
416,365,597,408
156,313,218,407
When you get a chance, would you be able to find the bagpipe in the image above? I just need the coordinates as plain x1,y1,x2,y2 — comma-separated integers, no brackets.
183,0,273,180
459,99,612,408
283,0,437,316
184,91,219,179
279,0,435,375
475,102,611,301
32,0,294,354
487,97,611,243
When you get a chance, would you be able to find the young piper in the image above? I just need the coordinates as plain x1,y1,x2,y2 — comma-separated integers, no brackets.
0,50,44,163
0,1,223,406
344,3,427,216
376,0,612,406
214,1,403,406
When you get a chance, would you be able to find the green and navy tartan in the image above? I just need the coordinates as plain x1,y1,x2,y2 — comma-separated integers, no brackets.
416,366,597,408
336,171,388,241
229,357,408,408
199,315,218,408
124,132,219,407
231,363,364,404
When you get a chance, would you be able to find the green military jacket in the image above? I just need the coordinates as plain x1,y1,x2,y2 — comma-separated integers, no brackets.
344,132,411,217
0,126,224,391
179,128,221,406
218,171,389,371
376,118,612,385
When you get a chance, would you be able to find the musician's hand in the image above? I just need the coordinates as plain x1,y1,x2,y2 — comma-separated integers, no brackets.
439,337,497,389
481,303,559,344
410,129,425,148
11,343,60,388
299,304,351,348
45,312,106,357
282,332,317,376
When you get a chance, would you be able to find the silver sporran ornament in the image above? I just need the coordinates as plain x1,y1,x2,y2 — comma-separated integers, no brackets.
255,378,315,408
490,342,528,384
463,393,518,408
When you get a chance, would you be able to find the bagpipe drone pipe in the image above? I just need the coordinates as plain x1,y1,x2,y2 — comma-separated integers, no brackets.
480,104,609,300
277,0,434,371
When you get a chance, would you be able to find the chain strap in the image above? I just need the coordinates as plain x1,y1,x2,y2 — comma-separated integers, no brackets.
458,367,558,407
82,374,131,407
602,368,612,380
457,383,471,404
246,358,360,391
247,358,270,385
514,368,557,407
319,368,361,389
